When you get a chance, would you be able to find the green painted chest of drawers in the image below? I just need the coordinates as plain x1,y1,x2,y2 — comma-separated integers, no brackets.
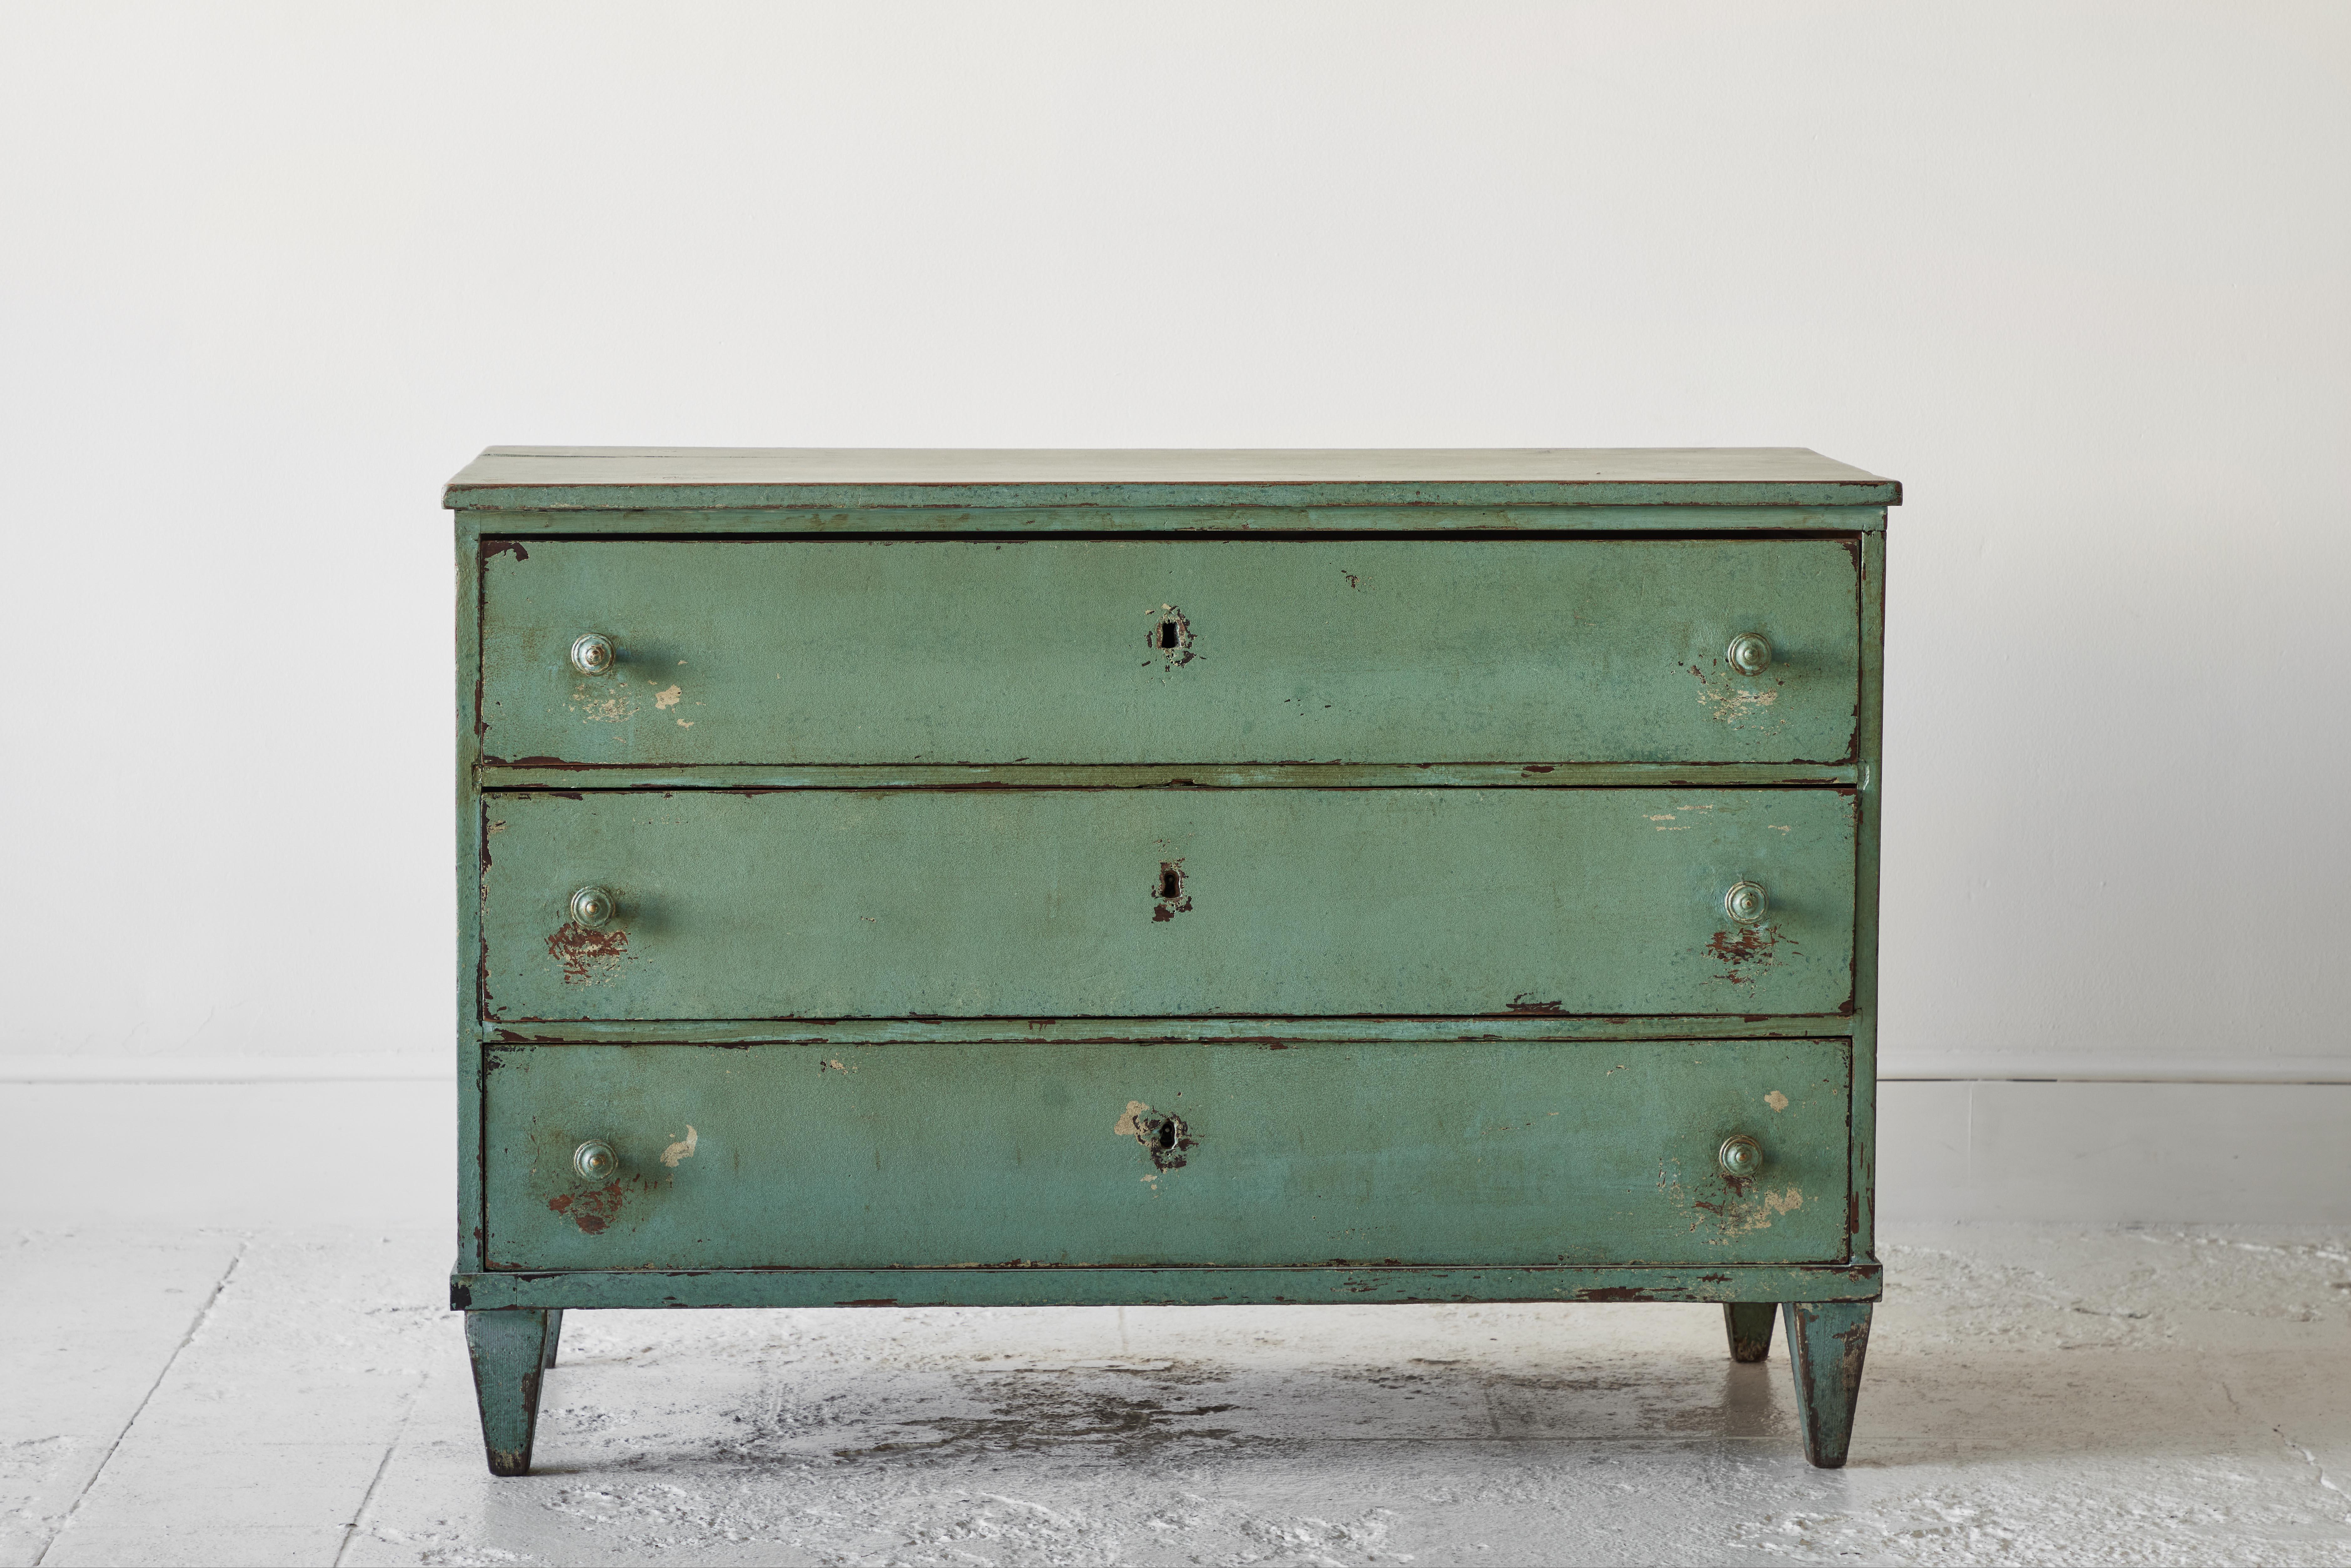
445,447,1898,1473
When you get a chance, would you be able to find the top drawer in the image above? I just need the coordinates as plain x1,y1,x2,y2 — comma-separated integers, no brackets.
478,538,1859,766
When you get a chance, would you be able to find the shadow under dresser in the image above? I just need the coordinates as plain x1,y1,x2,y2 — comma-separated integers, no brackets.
443,447,1899,1473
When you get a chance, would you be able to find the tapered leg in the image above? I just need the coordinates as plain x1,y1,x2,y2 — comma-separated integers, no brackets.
540,1309,565,1369
1782,1300,1873,1468
465,1310,555,1476
1723,1302,1777,1363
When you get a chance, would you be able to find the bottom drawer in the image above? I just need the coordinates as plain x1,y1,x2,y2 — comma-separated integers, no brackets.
480,1040,1853,1271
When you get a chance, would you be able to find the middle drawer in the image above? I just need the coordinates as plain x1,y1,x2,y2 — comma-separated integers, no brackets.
481,788,1855,1021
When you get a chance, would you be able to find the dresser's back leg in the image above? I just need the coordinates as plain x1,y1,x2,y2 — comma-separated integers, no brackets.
465,1310,555,1476
1723,1302,1777,1363
1782,1300,1873,1467
540,1309,565,1370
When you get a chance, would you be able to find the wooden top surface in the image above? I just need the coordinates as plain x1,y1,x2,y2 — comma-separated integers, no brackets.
443,447,1900,512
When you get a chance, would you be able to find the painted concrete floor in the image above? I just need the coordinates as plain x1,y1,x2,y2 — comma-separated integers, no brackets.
5,1226,2349,1567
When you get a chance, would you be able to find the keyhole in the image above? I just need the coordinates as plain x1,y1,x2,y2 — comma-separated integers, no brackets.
1155,1119,1177,1150
1158,620,1179,649
1158,866,1182,899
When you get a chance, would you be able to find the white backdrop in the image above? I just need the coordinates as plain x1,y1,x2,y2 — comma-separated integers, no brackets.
5,2,2347,1085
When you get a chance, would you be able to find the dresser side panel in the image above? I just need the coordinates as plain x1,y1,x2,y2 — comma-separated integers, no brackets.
1849,524,1888,1261
455,515,489,1271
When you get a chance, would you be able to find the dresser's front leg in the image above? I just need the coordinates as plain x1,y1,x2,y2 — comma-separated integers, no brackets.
465,1310,555,1476
1723,1302,1777,1363
1781,1301,1872,1468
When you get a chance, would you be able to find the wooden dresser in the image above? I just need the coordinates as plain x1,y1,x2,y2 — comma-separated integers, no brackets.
444,448,1897,1473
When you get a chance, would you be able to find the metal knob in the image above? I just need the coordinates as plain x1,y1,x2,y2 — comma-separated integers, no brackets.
573,1140,617,1181
1724,881,1769,925
569,886,616,928
1719,1135,1764,1178
1726,633,1772,676
570,633,616,676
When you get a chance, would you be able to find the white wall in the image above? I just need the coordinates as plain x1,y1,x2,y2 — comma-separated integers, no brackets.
5,4,2347,1100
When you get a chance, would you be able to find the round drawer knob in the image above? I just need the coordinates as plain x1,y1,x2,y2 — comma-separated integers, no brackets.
1724,880,1769,925
573,1140,617,1181
1719,1134,1764,1178
1726,632,1772,676
570,633,616,676
568,886,616,928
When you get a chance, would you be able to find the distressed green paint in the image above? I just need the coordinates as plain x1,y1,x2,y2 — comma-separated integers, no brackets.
481,1015,1848,1046
461,503,1890,535
479,762,1863,791
479,788,1857,1021
480,539,1861,767
451,1261,1884,1312
447,447,1896,1475
463,1310,553,1476
441,445,1901,513
1785,1299,1874,1468
455,512,488,1273
1725,1301,1779,1362
1849,529,1888,1263
482,1040,1850,1271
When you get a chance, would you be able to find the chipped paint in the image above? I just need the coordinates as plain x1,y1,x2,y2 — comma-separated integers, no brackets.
1151,860,1192,921
1115,1100,1196,1171
1146,604,1196,667
1765,1090,1790,1112
546,922,630,985
1690,663,1786,728
571,684,639,722
1705,924,1785,984
548,1180,624,1234
654,684,683,709
660,1126,698,1167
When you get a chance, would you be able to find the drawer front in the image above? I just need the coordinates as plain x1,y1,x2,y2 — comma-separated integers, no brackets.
479,539,1860,766
482,1039,1853,1270
481,788,1854,1020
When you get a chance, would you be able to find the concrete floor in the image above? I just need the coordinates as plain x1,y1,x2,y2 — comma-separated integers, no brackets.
6,1226,2349,1566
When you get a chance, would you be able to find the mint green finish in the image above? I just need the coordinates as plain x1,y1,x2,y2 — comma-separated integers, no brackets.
442,445,1900,513
448,448,1895,1474
462,1311,554,1477
480,761,1860,790
479,787,1855,1021
451,1260,1882,1312
1725,1301,1778,1362
480,1040,1851,1271
1785,1300,1874,1467
480,539,1860,767
468,503,1888,537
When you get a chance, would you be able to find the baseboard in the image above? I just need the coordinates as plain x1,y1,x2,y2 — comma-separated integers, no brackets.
0,1054,451,1083
1,1079,2342,1228
1879,1080,2351,1223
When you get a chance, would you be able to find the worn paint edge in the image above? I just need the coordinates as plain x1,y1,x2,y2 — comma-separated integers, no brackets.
449,1262,1885,1311
476,763,1865,790
475,1018,1860,1046
1850,527,1887,1261
456,515,488,1272
445,487,1900,515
